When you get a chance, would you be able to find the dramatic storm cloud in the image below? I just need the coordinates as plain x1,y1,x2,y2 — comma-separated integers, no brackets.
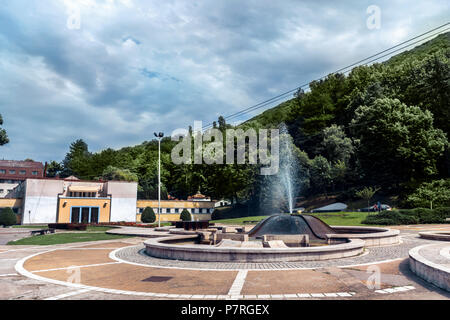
0,0,448,162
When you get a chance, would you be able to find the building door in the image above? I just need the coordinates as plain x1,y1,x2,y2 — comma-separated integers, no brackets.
71,207,100,223
71,207,80,223
91,207,99,224
81,207,90,223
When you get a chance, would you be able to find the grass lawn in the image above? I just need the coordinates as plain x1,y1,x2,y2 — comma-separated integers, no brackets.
309,212,370,226
8,232,131,246
11,225,115,232
12,225,48,229
213,212,371,226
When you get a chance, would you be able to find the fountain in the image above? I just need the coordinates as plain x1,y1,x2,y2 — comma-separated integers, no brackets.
142,124,400,262
278,123,299,214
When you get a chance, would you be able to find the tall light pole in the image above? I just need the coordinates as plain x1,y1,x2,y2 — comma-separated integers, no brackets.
154,132,164,227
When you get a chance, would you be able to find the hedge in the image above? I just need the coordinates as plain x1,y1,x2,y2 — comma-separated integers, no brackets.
0,207,17,227
141,207,156,223
363,207,450,225
211,204,251,220
180,209,192,221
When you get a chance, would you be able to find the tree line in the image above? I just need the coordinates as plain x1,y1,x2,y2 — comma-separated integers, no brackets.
4,33,449,213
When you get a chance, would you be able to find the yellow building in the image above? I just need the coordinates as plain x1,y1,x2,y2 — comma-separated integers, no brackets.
137,193,215,222
21,178,137,224
0,198,23,223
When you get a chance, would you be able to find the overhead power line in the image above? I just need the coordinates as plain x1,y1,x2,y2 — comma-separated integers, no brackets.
202,22,450,130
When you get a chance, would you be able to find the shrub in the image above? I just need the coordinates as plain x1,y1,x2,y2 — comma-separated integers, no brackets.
180,209,192,221
0,208,17,227
141,207,156,223
362,207,448,225
434,207,450,219
211,209,221,221
211,204,250,220
363,215,397,225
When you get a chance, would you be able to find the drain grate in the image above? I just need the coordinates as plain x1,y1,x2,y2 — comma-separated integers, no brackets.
142,276,173,282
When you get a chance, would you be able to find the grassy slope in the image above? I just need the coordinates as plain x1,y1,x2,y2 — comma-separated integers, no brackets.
213,212,370,226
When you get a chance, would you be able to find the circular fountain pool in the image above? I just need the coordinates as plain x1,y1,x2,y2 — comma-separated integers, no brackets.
143,214,400,262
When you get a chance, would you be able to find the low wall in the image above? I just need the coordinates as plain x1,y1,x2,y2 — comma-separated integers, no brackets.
419,232,450,241
330,226,400,247
409,244,450,292
144,235,365,262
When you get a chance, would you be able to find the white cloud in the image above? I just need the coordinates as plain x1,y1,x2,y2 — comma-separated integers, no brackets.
0,0,448,161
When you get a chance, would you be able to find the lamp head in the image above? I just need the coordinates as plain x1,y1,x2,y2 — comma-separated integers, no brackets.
158,132,164,138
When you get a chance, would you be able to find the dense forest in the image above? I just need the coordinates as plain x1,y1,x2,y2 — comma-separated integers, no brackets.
45,32,450,214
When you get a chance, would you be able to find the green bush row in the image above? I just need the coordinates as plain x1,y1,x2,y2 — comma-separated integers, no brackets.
363,207,450,225
0,207,16,227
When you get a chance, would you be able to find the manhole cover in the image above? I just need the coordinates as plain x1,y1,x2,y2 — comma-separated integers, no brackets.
142,276,173,282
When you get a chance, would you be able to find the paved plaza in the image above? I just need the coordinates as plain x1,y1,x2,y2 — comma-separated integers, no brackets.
0,225,449,300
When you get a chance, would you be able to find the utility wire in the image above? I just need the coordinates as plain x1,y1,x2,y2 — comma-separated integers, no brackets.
211,26,449,127
230,26,449,125
202,22,450,130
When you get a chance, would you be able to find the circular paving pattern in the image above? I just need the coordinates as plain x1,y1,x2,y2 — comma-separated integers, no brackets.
11,226,450,300
113,234,437,270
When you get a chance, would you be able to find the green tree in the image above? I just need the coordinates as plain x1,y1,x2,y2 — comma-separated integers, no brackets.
141,207,156,223
0,114,9,146
101,166,138,182
46,161,63,178
61,139,93,179
0,208,16,227
356,187,380,211
352,98,448,186
407,179,450,209
316,125,354,164
180,209,192,221
309,156,332,195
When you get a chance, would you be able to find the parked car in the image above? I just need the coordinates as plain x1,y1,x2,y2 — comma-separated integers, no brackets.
293,207,306,214
359,204,392,212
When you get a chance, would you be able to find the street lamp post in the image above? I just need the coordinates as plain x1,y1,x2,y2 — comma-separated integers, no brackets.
154,132,164,227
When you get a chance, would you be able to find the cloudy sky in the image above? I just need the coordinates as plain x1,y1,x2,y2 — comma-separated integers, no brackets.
0,0,448,162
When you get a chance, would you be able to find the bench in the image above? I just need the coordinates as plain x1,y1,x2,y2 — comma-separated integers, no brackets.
30,228,56,236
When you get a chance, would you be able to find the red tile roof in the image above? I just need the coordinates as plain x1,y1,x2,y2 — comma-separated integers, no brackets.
0,160,44,169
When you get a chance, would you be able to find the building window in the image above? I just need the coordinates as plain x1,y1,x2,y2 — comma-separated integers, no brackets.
32,171,38,175
19,170,26,175
9,170,16,174
0,170,5,174
71,207,100,224
175,208,179,213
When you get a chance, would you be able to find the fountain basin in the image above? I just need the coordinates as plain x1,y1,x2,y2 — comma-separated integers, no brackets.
144,235,365,262
419,231,450,241
329,226,400,247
